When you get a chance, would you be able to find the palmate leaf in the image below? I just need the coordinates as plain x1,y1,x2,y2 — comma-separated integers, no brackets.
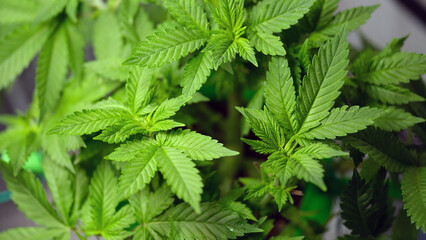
296,28,349,134
0,24,51,89
208,0,245,33
401,167,426,231
0,0,40,24
146,119,185,132
48,108,129,135
36,24,69,119
85,161,119,231
162,0,209,34
249,0,315,34
0,161,65,228
374,107,424,132
236,37,258,66
118,141,159,197
145,203,261,239
156,146,203,212
93,10,123,60
85,58,130,81
69,168,89,226
309,0,339,30
354,52,426,85
181,50,214,96
263,153,293,186
65,20,84,80
220,201,256,221
366,84,424,105
290,154,326,191
157,129,238,161
150,96,189,122
310,5,378,43
206,31,238,69
126,66,154,114
42,157,73,225
129,185,174,223
237,107,286,152
249,32,286,56
7,130,37,175
33,0,67,25
300,106,384,139
124,27,208,67
84,162,134,239
265,57,297,135
106,138,154,161
345,127,414,172
294,142,347,159
0,227,66,240
93,121,145,144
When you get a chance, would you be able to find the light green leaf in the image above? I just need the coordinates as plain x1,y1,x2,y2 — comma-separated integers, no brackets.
207,31,238,69
0,24,51,89
151,96,189,122
70,168,89,226
0,0,40,24
236,37,258,66
301,106,384,139
48,109,128,135
162,0,209,34
158,129,238,161
265,57,297,135
36,24,69,119
269,187,290,211
129,185,174,223
147,120,185,132
65,20,85,80
93,121,145,144
290,154,326,191
104,205,135,232
85,58,130,82
0,227,66,240
65,0,78,23
156,146,202,212
146,203,262,239
310,5,378,43
42,157,73,225
118,143,159,197
7,130,37,175
124,27,208,67
237,107,286,152
85,161,119,231
34,0,67,24
296,28,349,134
127,66,154,114
374,107,424,132
249,0,315,33
0,161,65,228
241,87,264,136
294,142,348,159
220,201,256,221
93,10,123,59
401,167,426,232
181,50,214,96
310,0,339,30
366,84,424,105
249,32,286,56
354,52,426,85
106,138,154,161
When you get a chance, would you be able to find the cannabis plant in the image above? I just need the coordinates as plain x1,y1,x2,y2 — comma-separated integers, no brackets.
0,0,425,239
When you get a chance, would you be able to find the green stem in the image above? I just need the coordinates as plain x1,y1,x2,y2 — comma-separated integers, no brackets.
218,86,243,195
